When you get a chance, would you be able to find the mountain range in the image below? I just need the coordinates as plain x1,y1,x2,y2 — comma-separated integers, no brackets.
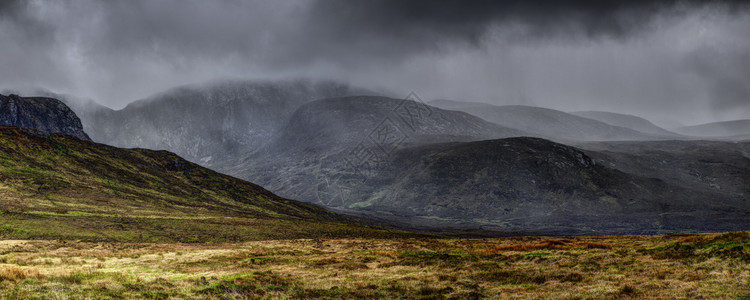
569,110,681,137
339,137,749,234
0,93,412,241
674,119,750,138
80,79,375,166
224,96,525,207
3,80,750,235
428,100,670,142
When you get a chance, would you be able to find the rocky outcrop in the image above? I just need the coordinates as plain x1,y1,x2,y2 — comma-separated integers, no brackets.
0,94,91,141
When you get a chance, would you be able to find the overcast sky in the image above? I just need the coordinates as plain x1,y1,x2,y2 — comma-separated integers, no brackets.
1,0,749,125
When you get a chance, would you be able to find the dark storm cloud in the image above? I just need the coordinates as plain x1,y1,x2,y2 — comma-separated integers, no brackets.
297,0,750,122
0,0,748,123
0,0,67,91
0,0,22,16
300,0,746,55
307,0,657,43
283,0,656,67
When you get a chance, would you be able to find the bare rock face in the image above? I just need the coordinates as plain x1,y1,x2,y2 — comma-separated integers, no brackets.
0,94,91,141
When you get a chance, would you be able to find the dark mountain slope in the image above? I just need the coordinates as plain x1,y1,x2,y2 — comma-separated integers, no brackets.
84,79,374,166
266,96,525,154
571,110,680,137
0,126,409,242
577,140,750,202
0,94,90,141
674,119,750,138
224,97,750,235
225,96,528,205
339,137,750,235
26,90,115,137
429,99,661,141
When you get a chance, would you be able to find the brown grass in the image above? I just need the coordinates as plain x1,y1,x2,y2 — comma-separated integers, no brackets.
0,232,747,299
0,265,41,282
473,239,614,254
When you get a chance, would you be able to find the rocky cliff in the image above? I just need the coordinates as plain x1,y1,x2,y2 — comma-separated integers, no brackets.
0,94,91,141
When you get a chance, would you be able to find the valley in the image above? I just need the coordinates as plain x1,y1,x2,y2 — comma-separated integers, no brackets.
1,81,749,300
3,1,750,298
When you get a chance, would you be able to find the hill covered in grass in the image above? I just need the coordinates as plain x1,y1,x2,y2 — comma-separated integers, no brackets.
0,126,409,242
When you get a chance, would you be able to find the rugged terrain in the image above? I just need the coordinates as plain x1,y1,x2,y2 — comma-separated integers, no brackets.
325,137,749,234
0,90,747,299
216,96,749,234
80,79,375,166
226,96,527,206
9,88,748,236
0,94,91,141
577,140,750,202
0,126,408,242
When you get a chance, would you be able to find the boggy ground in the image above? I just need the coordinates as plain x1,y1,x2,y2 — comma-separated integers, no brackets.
0,232,748,299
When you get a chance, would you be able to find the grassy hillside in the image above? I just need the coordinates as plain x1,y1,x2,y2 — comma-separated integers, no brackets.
0,233,748,298
0,126,409,242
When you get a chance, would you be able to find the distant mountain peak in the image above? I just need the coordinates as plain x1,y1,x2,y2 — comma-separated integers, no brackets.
675,119,750,138
429,99,661,142
570,110,680,137
81,78,379,165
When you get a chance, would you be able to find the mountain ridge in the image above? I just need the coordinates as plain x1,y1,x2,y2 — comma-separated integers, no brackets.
429,99,665,142
224,95,530,205
674,119,750,138
570,110,680,137
0,126,411,242
314,136,749,235
82,79,377,166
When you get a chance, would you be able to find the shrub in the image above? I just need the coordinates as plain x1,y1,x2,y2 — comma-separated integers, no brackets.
0,266,39,282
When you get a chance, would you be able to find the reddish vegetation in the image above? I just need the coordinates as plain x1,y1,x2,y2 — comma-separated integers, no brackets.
473,239,613,253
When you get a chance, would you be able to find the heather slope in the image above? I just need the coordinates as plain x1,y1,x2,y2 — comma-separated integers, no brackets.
0,127,409,242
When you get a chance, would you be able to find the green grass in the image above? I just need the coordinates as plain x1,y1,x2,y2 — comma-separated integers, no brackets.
0,127,415,242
